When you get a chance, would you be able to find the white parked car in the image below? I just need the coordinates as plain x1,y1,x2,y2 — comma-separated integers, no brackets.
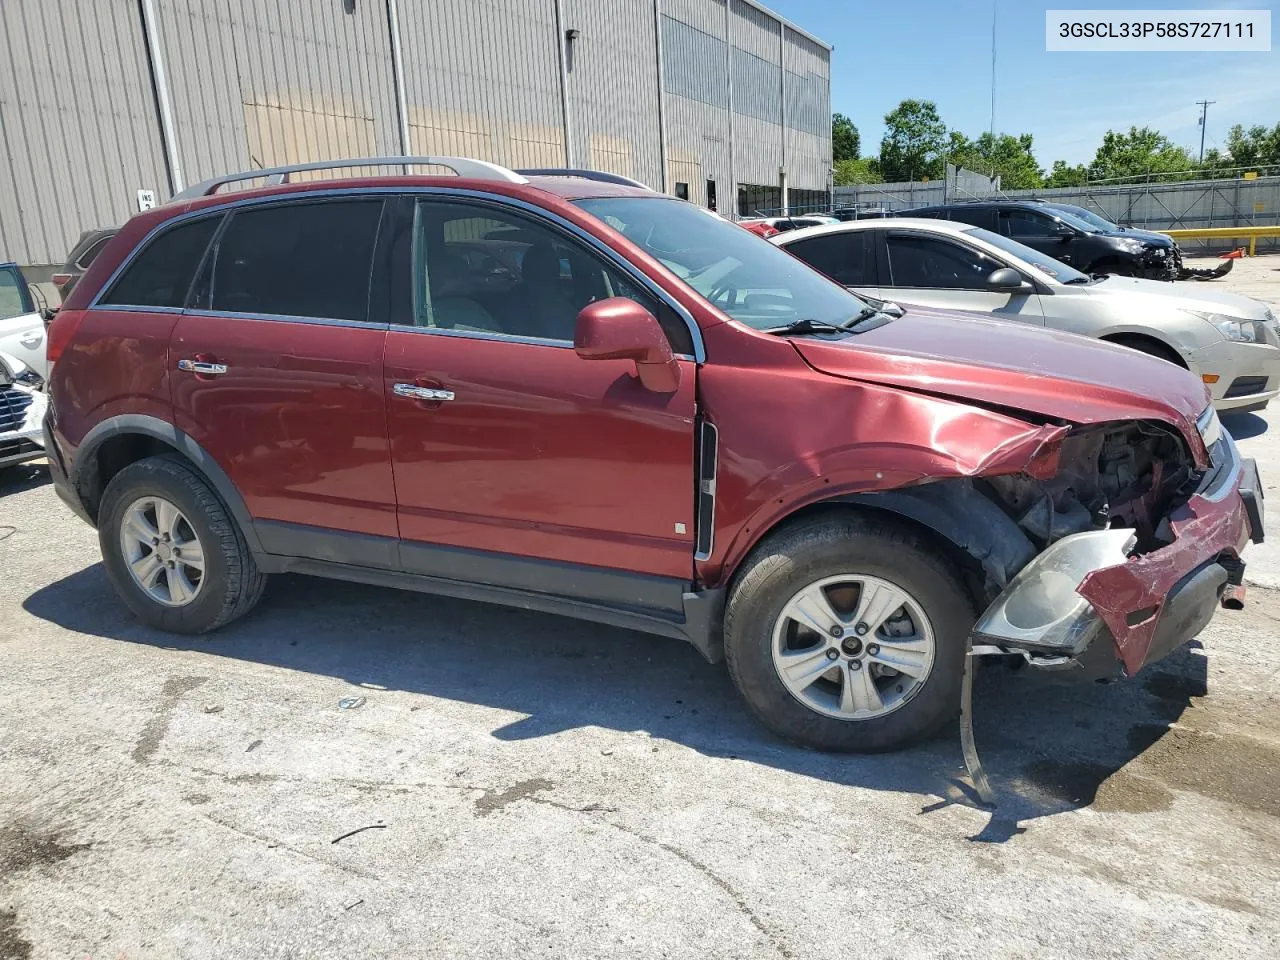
0,350,47,474
0,261,48,380
773,218,1280,412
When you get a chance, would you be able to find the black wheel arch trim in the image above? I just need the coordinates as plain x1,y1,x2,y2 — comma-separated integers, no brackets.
71,414,264,555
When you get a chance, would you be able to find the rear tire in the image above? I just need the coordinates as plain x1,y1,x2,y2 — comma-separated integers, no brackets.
723,512,974,752
98,455,265,633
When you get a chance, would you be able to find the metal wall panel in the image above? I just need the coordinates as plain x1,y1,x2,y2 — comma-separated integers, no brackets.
564,0,662,186
661,16,727,108
664,0,727,39
732,48,781,124
157,0,400,187
728,0,780,61
783,26,830,191
733,113,783,186
397,0,565,168
0,0,168,266
664,95,730,207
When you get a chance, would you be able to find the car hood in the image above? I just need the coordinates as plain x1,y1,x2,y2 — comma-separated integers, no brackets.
1095,228,1173,248
791,305,1210,441
1087,275,1271,319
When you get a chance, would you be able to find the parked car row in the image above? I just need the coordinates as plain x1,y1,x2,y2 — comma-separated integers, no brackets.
39,156,1263,756
772,216,1280,412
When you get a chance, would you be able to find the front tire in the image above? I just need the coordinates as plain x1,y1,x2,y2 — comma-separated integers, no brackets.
724,513,974,752
98,455,265,633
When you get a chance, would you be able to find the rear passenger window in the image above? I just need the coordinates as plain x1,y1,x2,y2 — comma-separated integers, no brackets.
209,200,383,322
786,232,875,286
101,217,219,308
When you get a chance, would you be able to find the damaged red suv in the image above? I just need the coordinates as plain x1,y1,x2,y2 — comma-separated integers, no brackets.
44,157,1264,752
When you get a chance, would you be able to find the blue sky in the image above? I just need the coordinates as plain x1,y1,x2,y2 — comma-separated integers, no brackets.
765,0,1279,168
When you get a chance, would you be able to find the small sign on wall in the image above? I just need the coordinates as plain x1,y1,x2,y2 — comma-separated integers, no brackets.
136,189,157,211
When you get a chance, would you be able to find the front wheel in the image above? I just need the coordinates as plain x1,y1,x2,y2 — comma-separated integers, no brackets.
723,513,974,752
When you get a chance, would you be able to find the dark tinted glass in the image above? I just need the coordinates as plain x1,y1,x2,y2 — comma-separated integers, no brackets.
411,200,693,354
885,234,998,289
211,200,383,322
1001,209,1056,237
787,231,875,286
947,207,996,230
102,217,219,308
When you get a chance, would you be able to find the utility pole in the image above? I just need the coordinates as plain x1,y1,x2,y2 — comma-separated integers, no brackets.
1196,99,1216,163
989,0,998,135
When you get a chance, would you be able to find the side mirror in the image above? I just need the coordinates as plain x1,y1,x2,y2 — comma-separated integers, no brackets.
986,267,1026,291
1053,223,1076,240
574,297,680,393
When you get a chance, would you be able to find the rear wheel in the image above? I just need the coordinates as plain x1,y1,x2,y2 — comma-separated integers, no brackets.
98,455,265,633
723,513,973,752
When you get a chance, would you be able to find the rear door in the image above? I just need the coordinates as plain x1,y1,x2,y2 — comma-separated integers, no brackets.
170,197,398,556
383,195,698,588
0,264,46,377
879,230,1045,323
781,230,881,299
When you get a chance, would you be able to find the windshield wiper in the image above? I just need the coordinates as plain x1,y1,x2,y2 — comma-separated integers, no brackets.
764,317,848,335
764,306,894,337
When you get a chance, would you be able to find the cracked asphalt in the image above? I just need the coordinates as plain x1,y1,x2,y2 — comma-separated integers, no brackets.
2,258,1279,959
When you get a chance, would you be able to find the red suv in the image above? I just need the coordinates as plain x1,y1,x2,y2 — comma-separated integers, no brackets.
44,157,1263,753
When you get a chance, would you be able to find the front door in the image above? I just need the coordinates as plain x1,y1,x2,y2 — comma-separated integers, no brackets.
878,230,1046,324
170,197,398,554
0,264,46,378
998,208,1075,263
384,197,698,590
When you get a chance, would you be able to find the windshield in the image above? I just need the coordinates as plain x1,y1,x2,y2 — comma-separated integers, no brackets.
1050,204,1118,232
575,197,869,330
964,227,1092,284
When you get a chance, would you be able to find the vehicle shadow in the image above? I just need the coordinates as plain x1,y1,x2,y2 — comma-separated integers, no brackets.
23,566,1208,841
0,461,51,495
1221,412,1268,440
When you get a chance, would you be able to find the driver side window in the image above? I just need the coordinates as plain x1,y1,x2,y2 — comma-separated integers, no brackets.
1000,210,1056,238
409,200,692,353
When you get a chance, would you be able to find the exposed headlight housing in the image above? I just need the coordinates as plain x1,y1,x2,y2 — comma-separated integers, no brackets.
1197,405,1222,449
1195,311,1268,343
1117,238,1147,254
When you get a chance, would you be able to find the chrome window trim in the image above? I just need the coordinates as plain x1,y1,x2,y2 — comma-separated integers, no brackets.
180,309,388,330
388,324,573,348
88,186,707,363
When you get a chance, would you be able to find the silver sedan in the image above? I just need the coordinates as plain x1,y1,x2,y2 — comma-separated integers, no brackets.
773,217,1280,412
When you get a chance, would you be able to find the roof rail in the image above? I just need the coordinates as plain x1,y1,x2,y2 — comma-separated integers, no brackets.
172,156,528,201
514,168,652,190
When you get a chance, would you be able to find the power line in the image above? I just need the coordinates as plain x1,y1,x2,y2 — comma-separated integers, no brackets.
1196,99,1216,163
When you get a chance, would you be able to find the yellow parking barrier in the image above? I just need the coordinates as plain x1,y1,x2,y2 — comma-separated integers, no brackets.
1158,225,1280,257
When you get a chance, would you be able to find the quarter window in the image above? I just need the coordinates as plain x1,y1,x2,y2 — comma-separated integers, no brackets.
885,234,999,289
786,232,876,286
408,200,693,354
100,216,220,308
208,200,383,322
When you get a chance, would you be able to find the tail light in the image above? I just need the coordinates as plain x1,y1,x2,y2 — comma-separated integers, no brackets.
51,273,72,288
45,309,86,365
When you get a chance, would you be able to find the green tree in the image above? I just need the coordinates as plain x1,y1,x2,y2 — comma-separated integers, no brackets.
834,157,883,185
947,131,1044,189
1223,122,1280,168
879,99,947,182
832,113,861,163
1086,126,1195,182
1045,160,1089,187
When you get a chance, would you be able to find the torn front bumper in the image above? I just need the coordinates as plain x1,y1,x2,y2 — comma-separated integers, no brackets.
972,430,1260,676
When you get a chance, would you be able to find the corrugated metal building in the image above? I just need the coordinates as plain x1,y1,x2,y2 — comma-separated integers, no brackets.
0,0,832,269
